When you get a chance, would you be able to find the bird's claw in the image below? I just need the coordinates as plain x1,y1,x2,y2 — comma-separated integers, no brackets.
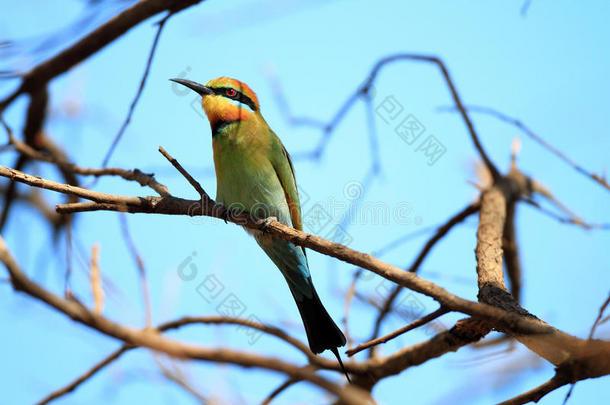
261,216,277,235
220,208,229,224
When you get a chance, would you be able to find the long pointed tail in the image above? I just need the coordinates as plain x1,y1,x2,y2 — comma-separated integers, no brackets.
255,236,349,381
292,282,346,354
292,283,350,382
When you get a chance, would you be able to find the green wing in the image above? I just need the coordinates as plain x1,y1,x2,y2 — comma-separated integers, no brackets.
268,131,303,232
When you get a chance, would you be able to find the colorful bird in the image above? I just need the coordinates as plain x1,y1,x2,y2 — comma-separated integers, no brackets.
171,76,349,381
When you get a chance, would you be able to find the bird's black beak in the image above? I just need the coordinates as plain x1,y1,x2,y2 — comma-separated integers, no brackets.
170,78,213,96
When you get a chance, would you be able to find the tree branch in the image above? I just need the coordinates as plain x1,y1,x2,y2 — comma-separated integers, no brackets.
1,118,170,196
361,55,500,180
101,11,173,167
0,163,555,336
347,306,449,357
0,236,369,404
498,372,569,405
0,0,204,112
370,202,480,343
462,105,610,193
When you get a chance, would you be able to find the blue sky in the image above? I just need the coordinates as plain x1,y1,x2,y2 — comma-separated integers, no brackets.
1,1,609,404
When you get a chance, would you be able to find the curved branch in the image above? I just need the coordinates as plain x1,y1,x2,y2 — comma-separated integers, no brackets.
101,11,172,167
0,238,369,404
0,163,551,336
360,54,500,179
347,306,449,357
35,314,322,405
0,0,203,112
462,105,610,193
260,376,302,405
1,119,170,196
35,346,130,405
371,202,480,342
498,372,569,405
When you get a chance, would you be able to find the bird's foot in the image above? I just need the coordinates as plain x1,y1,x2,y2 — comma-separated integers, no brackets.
260,216,277,235
220,208,229,224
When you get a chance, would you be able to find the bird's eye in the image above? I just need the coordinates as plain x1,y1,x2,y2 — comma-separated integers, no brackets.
226,88,237,97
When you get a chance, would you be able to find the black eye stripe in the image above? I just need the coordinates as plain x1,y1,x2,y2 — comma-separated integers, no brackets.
213,87,257,112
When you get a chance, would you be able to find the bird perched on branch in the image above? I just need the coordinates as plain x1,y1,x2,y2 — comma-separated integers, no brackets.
171,76,349,381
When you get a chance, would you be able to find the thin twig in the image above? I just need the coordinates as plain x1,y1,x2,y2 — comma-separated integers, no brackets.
4,159,606,380
498,372,569,405
370,203,480,343
33,312,316,405
1,118,170,196
28,311,352,405
158,146,209,199
273,54,500,181
64,216,73,296
0,0,203,112
101,12,172,167
588,293,610,340
153,356,208,404
443,105,610,193
347,306,449,357
503,199,522,303
265,69,327,130
35,346,130,405
0,163,552,336
89,244,104,314
360,55,500,179
119,213,152,326
260,377,302,405
0,88,48,231
523,199,609,230
343,269,363,348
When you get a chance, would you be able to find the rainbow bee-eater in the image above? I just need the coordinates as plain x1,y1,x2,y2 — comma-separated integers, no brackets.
171,76,349,380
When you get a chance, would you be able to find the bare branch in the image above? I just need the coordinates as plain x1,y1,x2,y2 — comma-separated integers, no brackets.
476,185,509,292
101,12,172,167
445,105,610,193
371,202,480,342
503,198,523,303
158,146,210,199
364,318,492,385
260,376,302,405
475,180,610,373
0,0,204,112
589,293,610,340
498,372,569,405
33,313,324,405
343,269,362,349
0,88,49,230
1,117,170,196
119,214,152,326
4,158,610,397
0,236,369,405
360,55,500,179
275,54,500,181
89,244,104,314
35,346,130,405
0,163,554,336
153,355,208,404
522,199,609,230
347,306,449,357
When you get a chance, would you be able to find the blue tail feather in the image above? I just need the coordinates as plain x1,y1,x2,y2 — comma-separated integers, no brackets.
255,235,346,354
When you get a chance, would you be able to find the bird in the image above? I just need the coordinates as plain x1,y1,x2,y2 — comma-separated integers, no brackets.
170,76,350,381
